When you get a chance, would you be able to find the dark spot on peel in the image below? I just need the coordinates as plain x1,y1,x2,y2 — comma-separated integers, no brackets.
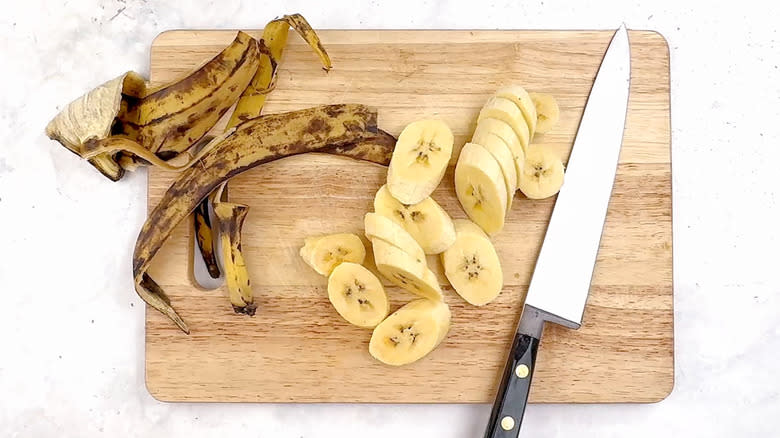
156,150,178,161
343,120,364,133
324,105,345,118
305,117,328,136
213,159,229,172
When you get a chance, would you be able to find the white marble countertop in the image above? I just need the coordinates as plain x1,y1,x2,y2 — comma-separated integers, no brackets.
2,0,779,436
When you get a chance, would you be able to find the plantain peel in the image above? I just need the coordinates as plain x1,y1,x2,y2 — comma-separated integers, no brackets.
214,202,255,315
228,13,332,126
324,130,396,164
133,104,380,333
195,14,333,279
120,31,260,156
194,194,223,279
45,31,261,181
45,72,145,180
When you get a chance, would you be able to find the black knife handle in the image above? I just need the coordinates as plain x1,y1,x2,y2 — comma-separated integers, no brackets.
484,332,540,438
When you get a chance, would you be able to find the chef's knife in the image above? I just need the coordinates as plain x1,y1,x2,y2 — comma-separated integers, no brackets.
484,25,631,437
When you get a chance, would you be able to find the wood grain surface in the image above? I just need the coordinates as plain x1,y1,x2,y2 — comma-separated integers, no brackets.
145,29,673,403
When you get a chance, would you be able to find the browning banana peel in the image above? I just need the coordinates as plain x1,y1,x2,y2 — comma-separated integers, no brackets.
194,13,333,279
192,130,395,282
46,15,333,181
228,14,332,127
46,32,261,180
214,203,256,315
133,104,382,333
118,31,260,157
324,130,396,164
194,199,222,279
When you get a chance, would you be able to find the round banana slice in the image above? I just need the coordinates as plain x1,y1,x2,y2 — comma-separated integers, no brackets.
327,262,389,328
364,212,426,264
452,218,489,239
387,119,454,205
441,225,503,306
472,118,525,178
373,185,456,254
529,92,560,135
299,233,366,276
454,143,508,235
369,299,451,366
478,96,530,153
372,239,443,301
495,85,538,138
470,132,518,213
517,145,565,199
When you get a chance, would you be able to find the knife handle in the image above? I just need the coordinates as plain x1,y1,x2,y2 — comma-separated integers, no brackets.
484,332,540,438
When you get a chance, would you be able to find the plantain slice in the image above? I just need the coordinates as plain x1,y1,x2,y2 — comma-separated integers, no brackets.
133,104,381,333
194,13,333,279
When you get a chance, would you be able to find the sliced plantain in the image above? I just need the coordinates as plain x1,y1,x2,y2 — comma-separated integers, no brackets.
373,185,456,255
529,92,560,135
214,202,256,315
132,104,380,333
470,132,518,213
517,145,565,199
452,218,489,239
441,220,503,306
327,262,389,328
372,239,443,301
364,212,426,264
300,233,366,276
387,119,454,205
478,96,530,153
472,117,525,178
454,143,508,235
369,299,451,366
495,85,538,138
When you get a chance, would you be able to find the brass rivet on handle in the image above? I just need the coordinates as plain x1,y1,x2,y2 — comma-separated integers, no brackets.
515,364,530,378
501,416,516,430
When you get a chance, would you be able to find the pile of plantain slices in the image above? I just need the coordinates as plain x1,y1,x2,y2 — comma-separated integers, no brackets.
46,14,396,334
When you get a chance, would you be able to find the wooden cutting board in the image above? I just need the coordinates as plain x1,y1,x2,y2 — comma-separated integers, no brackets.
145,29,673,403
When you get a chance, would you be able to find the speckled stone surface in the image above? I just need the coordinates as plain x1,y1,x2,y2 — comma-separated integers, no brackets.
1,0,779,436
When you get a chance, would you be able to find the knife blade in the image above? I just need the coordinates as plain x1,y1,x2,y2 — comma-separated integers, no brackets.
484,24,632,437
